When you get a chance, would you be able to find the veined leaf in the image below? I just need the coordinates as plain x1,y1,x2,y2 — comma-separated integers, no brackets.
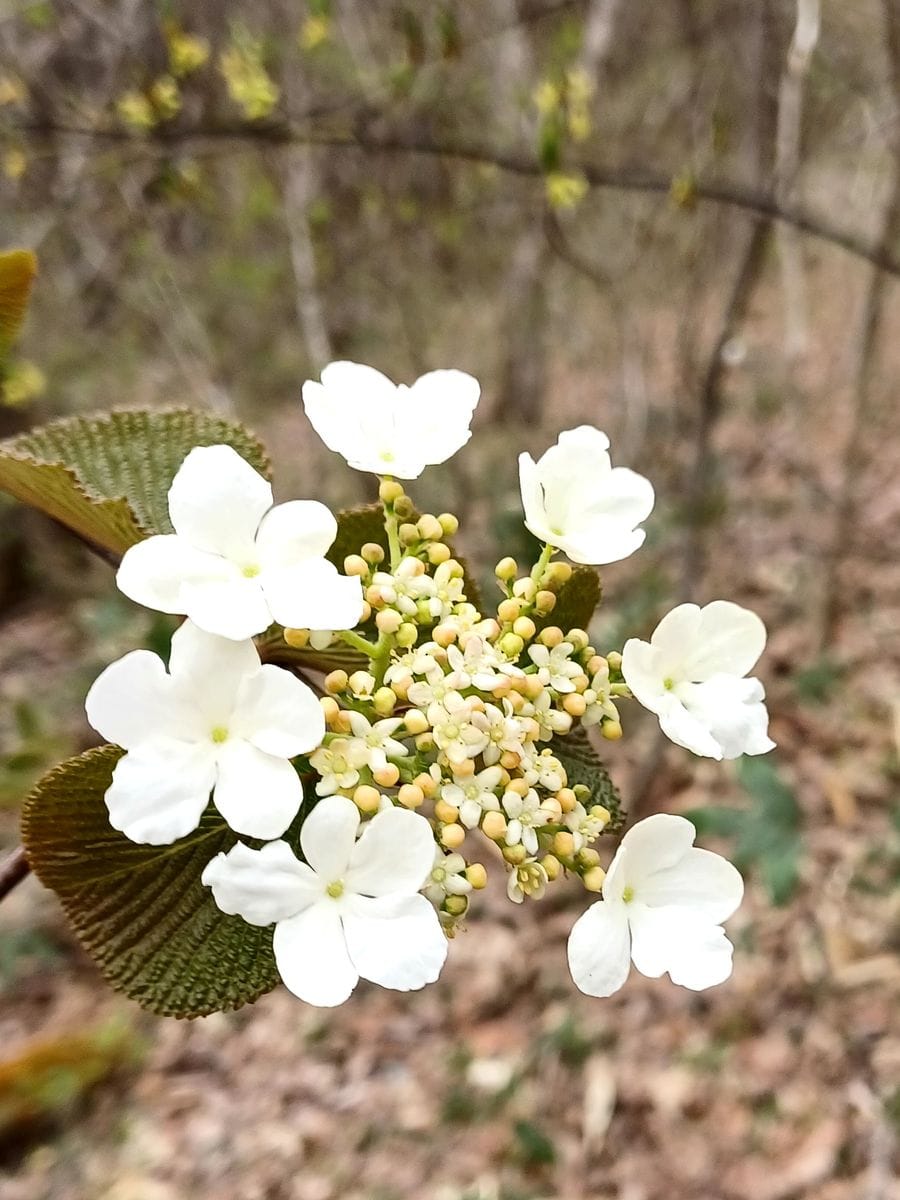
0,409,270,559
0,249,37,352
21,745,280,1018
555,726,623,831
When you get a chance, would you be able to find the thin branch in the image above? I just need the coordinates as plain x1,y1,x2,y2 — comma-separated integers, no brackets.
11,117,900,278
0,845,30,901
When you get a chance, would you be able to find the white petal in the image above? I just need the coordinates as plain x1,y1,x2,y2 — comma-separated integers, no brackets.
213,739,304,839
180,576,273,640
628,905,735,990
168,445,272,560
232,664,325,757
686,601,767,680
566,900,632,997
261,558,363,631
559,524,646,567
678,675,774,760
302,362,397,474
299,794,360,880
648,604,702,669
638,846,744,923
255,500,338,569
167,620,259,725
620,637,667,714
615,813,699,888
404,369,480,471
201,840,320,925
85,649,179,749
658,696,725,759
345,806,436,897
273,902,358,1006
116,535,230,615
342,893,448,990
104,738,216,844
518,451,553,545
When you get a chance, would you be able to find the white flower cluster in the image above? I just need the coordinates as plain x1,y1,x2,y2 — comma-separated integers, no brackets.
85,360,773,1008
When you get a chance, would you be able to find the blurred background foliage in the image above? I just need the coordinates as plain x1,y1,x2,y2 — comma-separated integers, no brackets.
0,3,899,1198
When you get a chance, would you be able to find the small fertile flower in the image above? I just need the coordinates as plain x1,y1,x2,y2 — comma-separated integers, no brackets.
345,712,408,772
441,765,504,829
117,444,363,640
528,641,581,693
518,426,654,564
85,621,324,844
567,813,744,997
202,795,448,1007
302,360,481,479
423,848,473,905
309,738,368,796
621,601,775,760
481,701,528,765
564,801,609,852
507,859,547,903
427,694,490,765
502,788,554,854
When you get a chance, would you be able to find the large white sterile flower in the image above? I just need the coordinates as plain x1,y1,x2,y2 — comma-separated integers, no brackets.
567,813,744,997
116,444,363,641
302,360,481,479
621,600,775,760
518,426,654,564
202,795,448,1007
85,621,324,844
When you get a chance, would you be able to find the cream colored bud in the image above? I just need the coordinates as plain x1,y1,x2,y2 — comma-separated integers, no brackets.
591,805,611,826
415,771,438,797
375,609,402,635
570,672,590,693
366,584,386,608
503,844,527,865
452,757,476,778
534,590,556,615
491,676,513,699
512,577,537,602
497,597,522,624
499,632,524,658
353,785,382,815
567,629,589,652
495,556,518,582
542,854,562,881
513,616,536,640
438,513,458,537
332,709,352,734
373,762,400,787
399,522,419,546
499,751,521,770
465,863,487,889
372,687,397,716
607,651,623,672
479,618,501,640
343,554,369,577
320,696,340,725
587,655,607,676
428,542,451,565
444,893,468,917
417,514,443,541
434,798,460,824
544,562,573,588
432,624,457,648
542,798,562,820
415,732,435,753
379,479,404,504
403,708,429,735
563,693,587,718
538,626,564,648
441,822,466,849
505,777,530,798
324,670,348,695
396,622,418,647
578,848,601,868
348,670,374,694
556,787,577,813
553,831,576,858
583,866,606,892
398,783,425,809
283,627,310,648
358,601,372,623
601,719,623,741
523,675,544,700
481,811,508,840
393,495,415,519
361,542,385,565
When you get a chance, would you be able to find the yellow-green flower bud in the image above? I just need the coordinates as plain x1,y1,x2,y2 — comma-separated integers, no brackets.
428,542,451,565
503,843,527,865
283,627,309,648
372,686,397,716
607,651,623,672
324,670,348,694
534,590,556,615
375,609,402,635
444,893,468,917
343,554,369,577
602,719,623,741
497,597,522,623
495,556,518,582
553,831,576,858
583,866,606,892
513,616,536,641
417,514,443,542
396,622,418,647
512,577,537,601
499,632,524,659
542,853,562,880
543,562,573,588
567,629,589,652
399,522,419,546
403,708,429,735
538,625,564,648
438,513,458,537
393,495,415,519
361,542,385,564
379,480,404,504
465,863,488,889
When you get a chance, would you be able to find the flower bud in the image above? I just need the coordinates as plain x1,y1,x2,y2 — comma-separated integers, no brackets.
399,522,419,546
432,624,457,648
513,616,536,641
444,893,468,917
583,866,606,892
542,798,563,821
481,811,508,840
310,630,333,651
534,590,556,615
373,762,400,787
361,542,385,565
348,670,375,695
499,751,521,770
396,622,418,647
523,675,544,701
499,632,524,659
415,732,435,753
324,670,349,695
503,843,527,865
434,799,460,824
373,688,397,718
538,626,564,648
553,831,576,858
415,771,439,797
438,513,458,537
353,785,382,815
556,787,577,813
563,693,587,717
497,597,522,624
505,777,530,798
398,783,425,809
606,651,623,673
570,673,590,693
567,628,589,652
465,863,487,889
512,577,537,602
359,601,372,623
417,514,443,541
578,848,601,868
393,495,415,519
495,556,518,582
428,542,451,565
375,609,403,635
403,708,429,735
343,554,369,577
332,709,352,734
283,627,310,648
601,719,623,741
320,696,340,725
453,757,476,778
587,654,607,675
440,822,466,849
379,479,404,504
591,805,611,826
542,854,562,881
543,562,573,588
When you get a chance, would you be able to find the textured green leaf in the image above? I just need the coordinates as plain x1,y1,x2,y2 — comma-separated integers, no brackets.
555,726,624,831
0,409,271,559
537,566,600,635
21,745,280,1018
0,249,37,352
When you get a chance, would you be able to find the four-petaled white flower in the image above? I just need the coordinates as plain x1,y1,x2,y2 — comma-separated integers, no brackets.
518,426,654,564
528,641,582,694
567,813,744,997
85,621,324,844
441,765,504,829
423,848,473,905
427,695,489,765
117,444,364,641
345,712,408,772
202,795,448,1007
302,361,481,479
309,738,368,796
621,601,775,760
502,788,555,854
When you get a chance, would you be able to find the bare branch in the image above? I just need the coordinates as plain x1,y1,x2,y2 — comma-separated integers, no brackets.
0,845,30,902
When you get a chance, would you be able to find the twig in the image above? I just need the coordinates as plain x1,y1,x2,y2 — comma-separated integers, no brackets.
0,845,30,901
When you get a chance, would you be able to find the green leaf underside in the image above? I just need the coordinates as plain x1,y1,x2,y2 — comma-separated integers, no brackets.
0,409,271,558
21,745,279,1018
555,726,624,831
537,566,600,634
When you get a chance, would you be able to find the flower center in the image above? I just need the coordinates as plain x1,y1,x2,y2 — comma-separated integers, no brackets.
380,450,395,463
242,564,261,578
622,885,635,903
331,754,348,773
210,726,229,744
326,880,345,899
432,868,446,883
663,677,675,691
444,723,460,739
